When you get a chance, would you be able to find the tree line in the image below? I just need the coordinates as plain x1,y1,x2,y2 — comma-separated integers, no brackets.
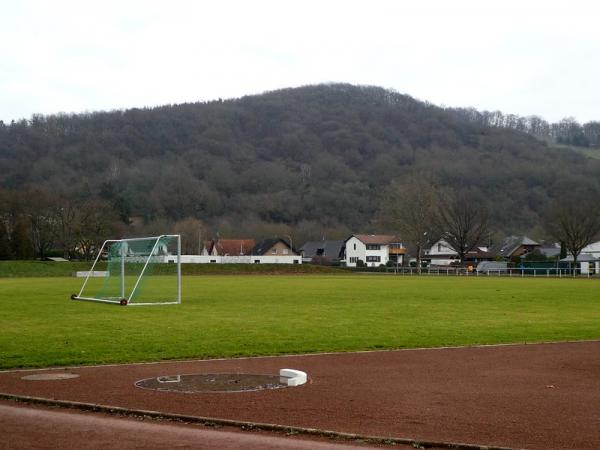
1,83,600,258
0,189,121,260
381,179,600,271
447,108,600,148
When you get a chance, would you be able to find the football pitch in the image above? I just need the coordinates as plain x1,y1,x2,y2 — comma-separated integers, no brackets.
1,274,599,369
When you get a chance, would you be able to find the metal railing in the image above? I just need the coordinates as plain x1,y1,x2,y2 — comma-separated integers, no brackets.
384,266,597,278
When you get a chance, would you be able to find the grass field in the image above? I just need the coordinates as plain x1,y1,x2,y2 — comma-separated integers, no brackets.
0,261,343,277
1,275,599,369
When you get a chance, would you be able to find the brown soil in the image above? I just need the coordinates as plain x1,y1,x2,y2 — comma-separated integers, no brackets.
1,341,599,450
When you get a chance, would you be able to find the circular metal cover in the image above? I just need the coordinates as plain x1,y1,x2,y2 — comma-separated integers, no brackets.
135,373,289,393
21,373,80,381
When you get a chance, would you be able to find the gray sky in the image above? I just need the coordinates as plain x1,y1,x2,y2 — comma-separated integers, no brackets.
1,0,598,124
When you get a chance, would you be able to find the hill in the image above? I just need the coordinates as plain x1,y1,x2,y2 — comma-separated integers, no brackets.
1,83,599,245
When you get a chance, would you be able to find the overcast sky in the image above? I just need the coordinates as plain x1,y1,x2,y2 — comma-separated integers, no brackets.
1,0,598,124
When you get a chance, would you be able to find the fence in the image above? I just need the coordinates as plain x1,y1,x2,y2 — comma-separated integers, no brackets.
384,266,596,278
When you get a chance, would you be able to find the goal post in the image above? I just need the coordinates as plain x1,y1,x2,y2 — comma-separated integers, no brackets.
72,235,181,306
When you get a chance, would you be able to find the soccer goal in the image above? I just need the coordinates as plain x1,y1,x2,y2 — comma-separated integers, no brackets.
72,235,181,306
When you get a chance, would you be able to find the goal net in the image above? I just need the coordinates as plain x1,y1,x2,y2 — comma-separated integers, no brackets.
72,235,181,306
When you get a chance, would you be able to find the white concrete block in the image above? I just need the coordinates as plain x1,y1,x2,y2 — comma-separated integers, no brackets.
280,368,307,386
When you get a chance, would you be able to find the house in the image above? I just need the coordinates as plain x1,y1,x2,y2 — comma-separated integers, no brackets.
579,241,600,259
250,238,301,264
422,238,492,266
560,253,599,275
202,239,256,257
299,240,344,264
489,236,540,260
180,237,300,264
423,239,460,266
538,242,561,259
557,241,600,275
342,234,405,267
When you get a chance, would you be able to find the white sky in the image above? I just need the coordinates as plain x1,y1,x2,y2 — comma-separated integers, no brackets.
1,0,598,124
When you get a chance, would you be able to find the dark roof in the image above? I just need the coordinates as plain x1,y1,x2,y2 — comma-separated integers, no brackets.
539,245,561,258
300,240,345,259
464,250,494,260
252,238,295,255
561,254,598,262
490,236,540,258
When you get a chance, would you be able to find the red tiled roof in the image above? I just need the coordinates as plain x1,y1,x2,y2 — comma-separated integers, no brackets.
354,234,398,245
215,239,256,256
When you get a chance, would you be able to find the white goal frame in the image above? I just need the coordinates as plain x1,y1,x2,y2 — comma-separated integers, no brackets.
72,234,181,306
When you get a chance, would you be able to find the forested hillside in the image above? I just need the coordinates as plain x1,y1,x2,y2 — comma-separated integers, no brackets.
1,83,599,256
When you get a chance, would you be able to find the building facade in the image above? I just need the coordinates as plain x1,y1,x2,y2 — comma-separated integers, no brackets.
342,234,404,267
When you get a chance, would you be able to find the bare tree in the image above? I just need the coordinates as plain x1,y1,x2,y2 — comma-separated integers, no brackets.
23,189,56,260
435,190,489,265
173,217,205,254
545,198,600,273
54,199,79,259
380,177,438,272
76,199,121,260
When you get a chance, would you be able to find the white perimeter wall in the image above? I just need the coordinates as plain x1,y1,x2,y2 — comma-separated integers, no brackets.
162,255,302,264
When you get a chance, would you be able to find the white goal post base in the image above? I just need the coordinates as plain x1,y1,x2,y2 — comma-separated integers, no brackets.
71,234,181,306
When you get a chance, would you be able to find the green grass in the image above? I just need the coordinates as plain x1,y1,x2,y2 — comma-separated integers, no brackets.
0,260,344,277
1,275,599,369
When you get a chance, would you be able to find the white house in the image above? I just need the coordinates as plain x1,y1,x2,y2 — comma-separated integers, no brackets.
423,239,459,266
560,241,600,274
342,234,404,267
422,238,492,267
580,241,600,258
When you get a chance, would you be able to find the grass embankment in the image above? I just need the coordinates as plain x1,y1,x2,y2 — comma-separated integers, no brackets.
1,275,598,369
0,260,344,277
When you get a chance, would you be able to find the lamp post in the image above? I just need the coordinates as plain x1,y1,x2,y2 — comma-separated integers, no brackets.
283,234,293,253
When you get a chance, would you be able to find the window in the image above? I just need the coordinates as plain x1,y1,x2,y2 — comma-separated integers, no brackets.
271,248,277,254
353,243,356,250
293,259,299,264
349,257,358,263
254,260,260,264
366,244,380,250
283,248,289,255
437,243,442,252
366,256,381,262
